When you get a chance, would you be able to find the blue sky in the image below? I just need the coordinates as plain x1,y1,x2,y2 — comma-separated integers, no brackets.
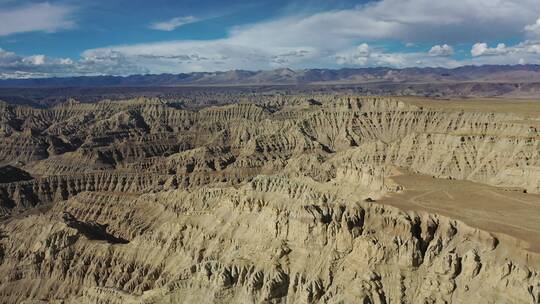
0,0,540,78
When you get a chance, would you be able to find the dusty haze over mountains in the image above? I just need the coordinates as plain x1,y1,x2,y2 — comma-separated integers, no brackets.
1,0,540,303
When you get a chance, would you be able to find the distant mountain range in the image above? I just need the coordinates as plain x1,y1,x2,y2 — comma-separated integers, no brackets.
1,65,540,87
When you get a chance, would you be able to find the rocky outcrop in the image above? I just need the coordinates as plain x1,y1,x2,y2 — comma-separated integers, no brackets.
0,176,537,303
0,172,163,215
0,95,538,303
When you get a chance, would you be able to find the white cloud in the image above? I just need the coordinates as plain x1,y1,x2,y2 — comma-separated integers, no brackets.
519,41,540,54
335,43,464,68
149,16,198,31
428,44,454,56
471,43,509,56
335,43,418,67
471,40,540,60
471,41,540,58
22,55,45,65
83,39,321,73
225,0,540,47
0,2,74,36
2,39,539,79
336,43,371,65
465,41,540,65
0,48,148,79
355,43,371,57
525,19,540,32
80,0,540,74
3,0,540,77
525,18,540,40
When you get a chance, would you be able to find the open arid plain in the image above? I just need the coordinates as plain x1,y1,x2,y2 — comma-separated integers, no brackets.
0,92,538,303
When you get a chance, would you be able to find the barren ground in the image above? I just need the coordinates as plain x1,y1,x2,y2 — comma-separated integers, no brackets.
380,172,540,255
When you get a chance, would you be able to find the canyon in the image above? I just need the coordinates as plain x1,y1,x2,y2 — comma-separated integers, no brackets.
0,95,538,303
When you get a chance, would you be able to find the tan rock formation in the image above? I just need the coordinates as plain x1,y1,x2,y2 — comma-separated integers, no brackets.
0,96,538,303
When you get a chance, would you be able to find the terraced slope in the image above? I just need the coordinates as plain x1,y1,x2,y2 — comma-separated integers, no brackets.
0,96,538,303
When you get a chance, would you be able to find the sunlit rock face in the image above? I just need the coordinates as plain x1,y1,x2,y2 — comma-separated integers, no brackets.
0,96,538,303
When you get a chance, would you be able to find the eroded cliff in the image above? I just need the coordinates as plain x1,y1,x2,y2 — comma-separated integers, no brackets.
0,96,538,303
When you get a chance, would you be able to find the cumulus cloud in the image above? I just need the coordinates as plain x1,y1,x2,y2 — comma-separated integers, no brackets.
335,44,465,68
149,16,198,31
336,44,374,66
471,43,509,56
525,18,540,39
335,43,372,65
79,0,540,74
516,41,540,54
3,0,540,77
22,55,46,65
428,44,454,56
0,48,148,79
464,41,540,65
0,2,74,36
471,41,540,57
